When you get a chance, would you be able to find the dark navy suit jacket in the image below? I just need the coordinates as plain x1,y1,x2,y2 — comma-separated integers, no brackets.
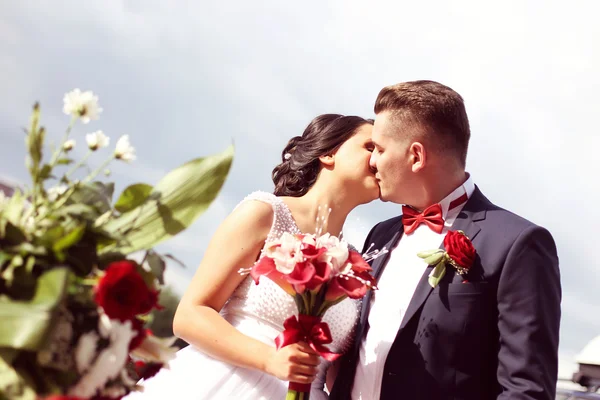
330,187,561,400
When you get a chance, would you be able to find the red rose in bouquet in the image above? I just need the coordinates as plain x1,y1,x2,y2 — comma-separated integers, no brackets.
326,251,376,300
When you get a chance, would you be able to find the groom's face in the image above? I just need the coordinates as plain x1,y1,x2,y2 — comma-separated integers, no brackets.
369,111,414,204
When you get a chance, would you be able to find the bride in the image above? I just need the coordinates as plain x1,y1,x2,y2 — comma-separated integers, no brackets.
125,114,379,399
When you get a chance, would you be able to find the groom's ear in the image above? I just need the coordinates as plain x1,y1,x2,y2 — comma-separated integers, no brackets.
410,142,426,172
319,154,335,167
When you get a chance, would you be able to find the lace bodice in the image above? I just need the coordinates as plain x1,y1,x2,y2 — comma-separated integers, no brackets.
221,191,361,391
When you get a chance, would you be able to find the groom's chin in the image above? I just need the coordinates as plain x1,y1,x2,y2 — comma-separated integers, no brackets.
378,191,401,204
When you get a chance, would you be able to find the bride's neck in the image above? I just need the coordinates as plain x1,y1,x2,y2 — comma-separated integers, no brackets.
283,183,355,237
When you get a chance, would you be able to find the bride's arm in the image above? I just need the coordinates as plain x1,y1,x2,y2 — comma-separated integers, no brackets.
172,200,319,384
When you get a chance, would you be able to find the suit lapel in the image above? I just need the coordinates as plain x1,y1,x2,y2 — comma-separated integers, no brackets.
359,218,404,327
398,190,486,331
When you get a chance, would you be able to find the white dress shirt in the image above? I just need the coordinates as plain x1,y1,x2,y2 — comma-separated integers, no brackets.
351,175,475,400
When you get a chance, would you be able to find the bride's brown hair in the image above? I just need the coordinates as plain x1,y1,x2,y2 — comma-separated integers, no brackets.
272,114,373,197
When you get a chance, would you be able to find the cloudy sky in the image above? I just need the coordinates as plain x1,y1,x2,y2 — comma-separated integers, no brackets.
1,0,598,381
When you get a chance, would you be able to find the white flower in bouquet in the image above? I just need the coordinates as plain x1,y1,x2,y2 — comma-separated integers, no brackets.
114,135,136,162
69,315,136,398
317,233,349,273
86,130,110,151
131,333,178,364
63,139,76,151
47,184,68,201
265,232,303,274
63,89,102,123
74,331,99,373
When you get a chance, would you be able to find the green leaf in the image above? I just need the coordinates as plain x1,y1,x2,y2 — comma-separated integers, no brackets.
26,104,42,170
428,261,447,288
417,249,440,258
0,267,69,351
12,243,46,257
38,164,52,181
69,182,114,214
2,222,27,245
420,250,446,266
54,203,97,219
57,158,73,165
146,251,166,285
64,231,98,276
24,256,35,274
99,145,233,255
52,223,85,258
36,225,64,248
1,260,19,285
0,252,9,268
0,348,19,365
114,183,153,213
0,350,36,400
2,191,25,227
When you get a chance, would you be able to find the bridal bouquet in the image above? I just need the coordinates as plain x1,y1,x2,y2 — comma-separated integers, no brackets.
0,90,233,400
244,230,384,400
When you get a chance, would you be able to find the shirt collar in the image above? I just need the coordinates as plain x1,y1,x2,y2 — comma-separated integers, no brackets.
439,173,475,219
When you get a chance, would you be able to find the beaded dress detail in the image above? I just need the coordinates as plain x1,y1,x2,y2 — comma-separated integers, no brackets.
125,191,361,400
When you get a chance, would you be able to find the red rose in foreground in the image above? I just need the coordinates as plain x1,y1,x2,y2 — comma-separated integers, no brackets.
95,260,160,321
443,230,476,269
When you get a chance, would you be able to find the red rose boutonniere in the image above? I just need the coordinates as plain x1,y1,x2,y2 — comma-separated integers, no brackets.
417,230,476,288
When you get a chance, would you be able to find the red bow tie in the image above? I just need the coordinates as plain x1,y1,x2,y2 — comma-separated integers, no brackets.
401,192,469,235
401,203,444,234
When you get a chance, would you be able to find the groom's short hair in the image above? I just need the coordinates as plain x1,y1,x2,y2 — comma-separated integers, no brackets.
374,80,470,167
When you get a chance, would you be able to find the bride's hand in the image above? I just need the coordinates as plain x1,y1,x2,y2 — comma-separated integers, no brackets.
264,342,321,384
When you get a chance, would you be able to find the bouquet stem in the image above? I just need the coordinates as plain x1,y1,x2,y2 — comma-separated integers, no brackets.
286,388,310,400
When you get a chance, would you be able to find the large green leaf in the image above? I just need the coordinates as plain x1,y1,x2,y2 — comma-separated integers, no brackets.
99,145,233,256
0,268,69,351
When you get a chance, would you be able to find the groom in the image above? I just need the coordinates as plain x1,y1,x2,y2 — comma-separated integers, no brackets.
330,81,561,399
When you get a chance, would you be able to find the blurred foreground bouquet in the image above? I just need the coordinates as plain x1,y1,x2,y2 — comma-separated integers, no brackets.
0,89,233,399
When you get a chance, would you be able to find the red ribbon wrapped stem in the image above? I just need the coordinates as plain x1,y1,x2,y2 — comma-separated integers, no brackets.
275,314,341,393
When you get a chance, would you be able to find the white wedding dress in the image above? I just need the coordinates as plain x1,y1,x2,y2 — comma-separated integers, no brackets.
125,192,361,400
